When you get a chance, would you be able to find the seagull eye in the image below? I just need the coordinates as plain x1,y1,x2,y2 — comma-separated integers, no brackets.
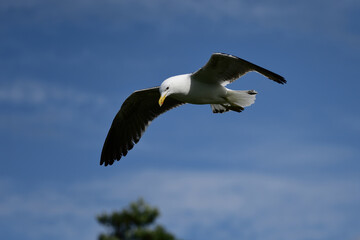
166,87,169,90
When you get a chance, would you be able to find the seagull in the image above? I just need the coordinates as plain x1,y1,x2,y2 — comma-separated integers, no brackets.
100,53,286,166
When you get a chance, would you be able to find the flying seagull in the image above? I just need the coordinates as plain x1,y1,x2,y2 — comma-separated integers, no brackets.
101,53,286,166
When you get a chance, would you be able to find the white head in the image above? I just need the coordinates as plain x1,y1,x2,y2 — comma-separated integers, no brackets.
158,74,190,107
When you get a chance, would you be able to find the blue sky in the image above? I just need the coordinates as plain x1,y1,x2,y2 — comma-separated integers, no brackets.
1,0,360,240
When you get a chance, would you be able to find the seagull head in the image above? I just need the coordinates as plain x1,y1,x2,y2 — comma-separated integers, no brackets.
159,74,190,107
158,80,172,107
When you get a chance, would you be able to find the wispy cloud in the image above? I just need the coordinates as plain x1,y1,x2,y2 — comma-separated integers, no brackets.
1,169,359,240
0,80,106,106
0,80,111,146
0,178,100,240
2,0,358,42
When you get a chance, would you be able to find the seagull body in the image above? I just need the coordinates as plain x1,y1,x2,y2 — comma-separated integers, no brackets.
160,74,227,104
101,53,286,166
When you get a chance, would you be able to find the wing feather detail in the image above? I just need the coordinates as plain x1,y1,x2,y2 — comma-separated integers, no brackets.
100,87,184,166
191,53,286,85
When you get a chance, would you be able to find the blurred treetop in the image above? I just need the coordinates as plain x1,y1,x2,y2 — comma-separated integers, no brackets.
97,198,178,240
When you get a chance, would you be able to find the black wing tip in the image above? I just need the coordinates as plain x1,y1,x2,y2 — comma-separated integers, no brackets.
100,160,110,166
100,145,124,166
273,75,287,84
100,155,121,166
100,133,138,167
100,156,116,166
212,52,287,85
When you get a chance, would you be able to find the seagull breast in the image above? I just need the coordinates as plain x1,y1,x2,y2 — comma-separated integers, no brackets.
167,74,227,104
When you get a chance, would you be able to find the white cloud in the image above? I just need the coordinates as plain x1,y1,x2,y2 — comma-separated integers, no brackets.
0,80,107,107
0,80,112,147
0,81,45,104
1,169,359,240
110,170,360,240
2,0,358,42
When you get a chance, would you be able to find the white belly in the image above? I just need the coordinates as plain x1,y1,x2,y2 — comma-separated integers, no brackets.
172,80,227,104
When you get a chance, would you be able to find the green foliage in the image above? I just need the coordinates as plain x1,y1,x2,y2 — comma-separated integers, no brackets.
97,198,177,240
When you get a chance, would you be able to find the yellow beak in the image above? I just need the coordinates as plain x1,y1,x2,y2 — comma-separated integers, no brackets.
158,93,167,107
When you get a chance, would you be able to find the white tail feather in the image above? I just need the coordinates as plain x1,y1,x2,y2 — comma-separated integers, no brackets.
226,90,257,107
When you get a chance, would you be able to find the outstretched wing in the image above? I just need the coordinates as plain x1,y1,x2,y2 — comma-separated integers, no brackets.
191,53,286,86
100,87,184,166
